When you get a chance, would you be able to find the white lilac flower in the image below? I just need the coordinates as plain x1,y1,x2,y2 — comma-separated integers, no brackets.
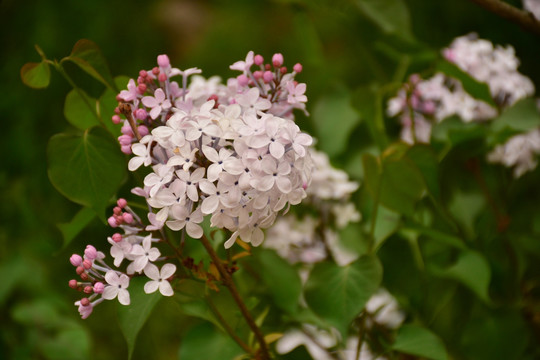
102,271,130,305
487,128,540,177
143,263,176,296
130,235,161,273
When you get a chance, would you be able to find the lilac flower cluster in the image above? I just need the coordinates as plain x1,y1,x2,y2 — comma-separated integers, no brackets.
69,52,313,319
115,52,313,248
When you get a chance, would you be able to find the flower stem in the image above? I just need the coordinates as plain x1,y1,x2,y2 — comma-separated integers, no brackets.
199,234,271,360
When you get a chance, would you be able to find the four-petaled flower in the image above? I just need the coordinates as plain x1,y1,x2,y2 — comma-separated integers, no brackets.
102,271,131,305
143,263,176,296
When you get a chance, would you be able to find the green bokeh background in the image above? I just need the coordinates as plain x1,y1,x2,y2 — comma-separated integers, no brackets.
2,0,539,358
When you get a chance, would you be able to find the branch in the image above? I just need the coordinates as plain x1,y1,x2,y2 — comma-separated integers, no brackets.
199,234,271,360
467,0,540,37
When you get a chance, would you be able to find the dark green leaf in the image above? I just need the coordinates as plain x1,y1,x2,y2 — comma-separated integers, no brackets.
57,207,96,248
431,250,491,304
313,91,360,157
65,39,116,90
355,0,412,38
402,221,466,250
47,126,126,219
406,145,440,199
436,60,496,107
373,205,401,250
41,325,91,360
304,255,382,336
177,323,244,360
392,324,448,360
253,248,302,313
352,85,388,150
117,277,162,360
20,61,50,89
490,98,540,134
64,89,100,130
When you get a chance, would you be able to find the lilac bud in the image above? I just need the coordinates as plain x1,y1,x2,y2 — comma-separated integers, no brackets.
93,282,105,294
138,125,149,137
272,53,284,67
69,279,78,289
80,297,90,306
123,213,134,224
121,145,132,155
70,254,83,267
82,259,92,270
157,54,170,68
293,63,303,73
254,54,264,66
237,74,249,86
84,286,93,294
112,115,121,124
134,108,148,120
112,233,122,242
108,216,118,228
84,245,97,260
263,71,274,83
117,198,127,208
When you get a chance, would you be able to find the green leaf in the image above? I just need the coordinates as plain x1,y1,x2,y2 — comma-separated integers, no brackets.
20,61,50,89
355,0,412,38
406,145,440,199
64,39,116,90
352,85,388,150
98,76,130,136
432,250,491,304
41,325,91,360
312,91,360,157
436,60,496,107
64,89,100,130
490,98,540,134
47,126,126,219
431,116,485,148
117,277,162,360
304,255,382,336
57,207,96,248
253,248,302,313
177,323,244,360
373,205,401,250
402,222,466,250
392,324,448,360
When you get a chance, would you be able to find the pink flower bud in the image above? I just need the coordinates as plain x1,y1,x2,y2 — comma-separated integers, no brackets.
84,245,97,260
93,282,105,294
253,70,263,80
121,145,132,155
112,233,122,242
263,71,274,83
158,73,167,82
113,206,122,215
112,115,121,124
237,74,249,86
118,135,132,146
80,273,89,281
76,266,85,275
114,107,121,114
84,286,93,294
254,54,264,66
108,216,118,228
138,125,149,137
293,63,303,73
80,298,90,306
152,67,160,76
272,53,284,67
123,213,134,224
82,259,93,270
117,198,127,208
280,66,287,74
139,70,148,78
69,279,78,289
137,83,147,94
70,254,83,267
121,124,133,135
157,54,170,68
265,64,271,70
134,108,147,120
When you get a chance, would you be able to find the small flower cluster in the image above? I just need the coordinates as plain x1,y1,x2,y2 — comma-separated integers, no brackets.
524,0,540,20
487,128,540,177
68,199,176,319
276,289,405,360
115,52,313,248
264,149,360,265
388,34,535,145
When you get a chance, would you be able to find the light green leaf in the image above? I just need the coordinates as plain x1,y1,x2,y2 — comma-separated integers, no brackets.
373,205,401,250
20,61,50,89
490,98,540,133
64,89,100,130
177,323,244,360
64,39,117,90
117,277,162,360
355,0,412,38
47,126,126,220
432,250,491,304
392,324,448,360
313,91,360,157
254,248,302,313
304,255,382,336
57,207,96,248
436,60,496,107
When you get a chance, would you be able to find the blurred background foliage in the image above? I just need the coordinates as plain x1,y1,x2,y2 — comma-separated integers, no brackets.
2,0,540,359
